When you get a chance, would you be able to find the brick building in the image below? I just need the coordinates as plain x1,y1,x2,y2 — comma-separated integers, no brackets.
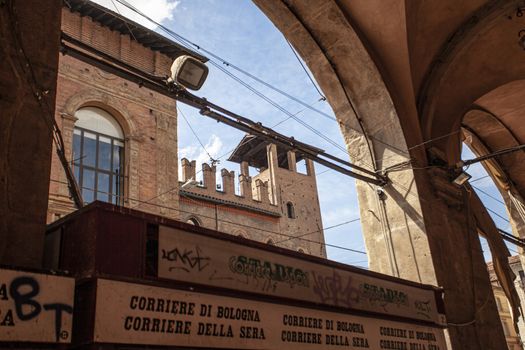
48,0,326,257
488,256,525,349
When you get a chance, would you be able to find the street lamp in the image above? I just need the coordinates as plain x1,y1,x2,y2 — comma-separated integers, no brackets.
169,55,209,90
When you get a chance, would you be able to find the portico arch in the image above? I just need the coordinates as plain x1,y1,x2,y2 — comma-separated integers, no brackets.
254,1,514,348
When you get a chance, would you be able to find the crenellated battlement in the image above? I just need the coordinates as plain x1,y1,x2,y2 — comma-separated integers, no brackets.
179,158,278,213
179,138,319,219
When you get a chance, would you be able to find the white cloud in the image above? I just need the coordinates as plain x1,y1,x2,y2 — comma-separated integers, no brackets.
179,134,223,181
91,0,179,29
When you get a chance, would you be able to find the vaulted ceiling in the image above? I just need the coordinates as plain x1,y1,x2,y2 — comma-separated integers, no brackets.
255,0,525,207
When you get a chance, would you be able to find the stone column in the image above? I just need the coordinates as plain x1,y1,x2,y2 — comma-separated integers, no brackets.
255,179,269,204
202,163,216,194
287,150,297,172
240,161,250,177
239,174,252,199
221,169,235,197
305,158,315,176
266,143,279,205
181,158,196,182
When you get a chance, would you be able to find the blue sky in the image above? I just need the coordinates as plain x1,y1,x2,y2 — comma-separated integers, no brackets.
95,0,514,267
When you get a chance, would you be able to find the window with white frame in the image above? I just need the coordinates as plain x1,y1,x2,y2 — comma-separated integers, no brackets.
72,107,125,205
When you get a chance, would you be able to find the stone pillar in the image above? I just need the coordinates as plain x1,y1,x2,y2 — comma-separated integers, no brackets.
202,163,216,193
181,158,196,182
240,161,250,176
287,151,297,172
0,0,62,268
266,143,279,205
255,179,269,204
239,174,252,199
221,169,235,197
305,158,315,176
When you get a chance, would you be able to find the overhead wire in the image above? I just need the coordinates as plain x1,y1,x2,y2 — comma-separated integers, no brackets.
114,0,483,175
472,184,505,205
470,175,490,183
275,217,362,246
113,0,470,172
110,0,138,42
112,0,378,169
206,60,356,160
285,39,325,100
178,106,217,165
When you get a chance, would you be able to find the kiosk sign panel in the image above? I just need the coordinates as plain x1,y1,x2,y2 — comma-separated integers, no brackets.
158,226,445,325
94,278,446,349
0,268,74,343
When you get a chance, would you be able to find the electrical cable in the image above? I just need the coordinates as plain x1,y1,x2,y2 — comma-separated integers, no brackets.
207,60,357,161
486,207,510,224
68,2,525,262
275,217,362,245
178,106,217,165
470,175,490,183
115,0,336,121
113,0,478,173
286,39,326,100
112,0,381,169
101,0,473,173
472,184,505,205
110,0,138,42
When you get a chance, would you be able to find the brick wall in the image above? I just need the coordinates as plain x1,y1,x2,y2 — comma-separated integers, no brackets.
48,7,179,221
49,5,326,260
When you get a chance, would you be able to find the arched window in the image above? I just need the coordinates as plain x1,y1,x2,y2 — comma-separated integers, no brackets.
72,107,125,205
186,217,200,226
286,202,295,219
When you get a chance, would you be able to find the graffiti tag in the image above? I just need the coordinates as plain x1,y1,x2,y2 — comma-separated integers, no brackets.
414,300,432,319
161,245,210,272
229,255,309,289
359,283,409,312
0,276,73,342
312,271,359,307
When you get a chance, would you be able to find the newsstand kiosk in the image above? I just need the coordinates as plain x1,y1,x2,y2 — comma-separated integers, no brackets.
1,201,448,349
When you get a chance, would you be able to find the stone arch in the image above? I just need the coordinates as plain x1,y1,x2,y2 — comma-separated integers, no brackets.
61,89,140,205
286,201,295,219
185,216,202,226
254,0,435,283
248,2,519,348
232,229,248,239
61,89,136,138
297,247,308,254
462,80,525,241
417,1,525,164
